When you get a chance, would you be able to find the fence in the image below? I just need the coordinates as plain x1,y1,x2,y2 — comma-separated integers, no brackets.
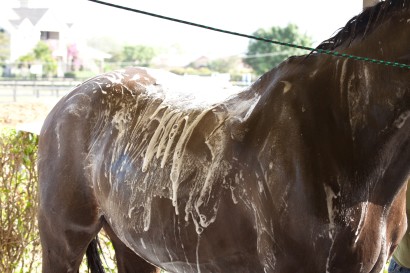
0,79,81,103
0,77,250,104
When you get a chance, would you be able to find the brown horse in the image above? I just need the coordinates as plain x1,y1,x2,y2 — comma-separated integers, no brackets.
38,1,410,272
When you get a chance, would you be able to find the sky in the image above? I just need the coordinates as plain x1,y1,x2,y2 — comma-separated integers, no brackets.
3,0,364,59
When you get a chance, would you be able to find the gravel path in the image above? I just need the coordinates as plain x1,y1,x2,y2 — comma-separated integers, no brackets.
0,100,58,134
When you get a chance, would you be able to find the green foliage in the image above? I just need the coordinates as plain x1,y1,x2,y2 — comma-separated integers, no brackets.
0,129,40,273
64,71,76,78
64,70,96,80
41,55,58,78
245,24,312,76
78,232,117,272
169,66,213,76
87,36,121,54
32,42,50,60
0,128,118,272
72,70,96,80
208,56,242,73
17,54,35,63
17,41,58,77
209,56,254,81
122,46,138,62
383,261,389,273
108,45,157,67
0,30,10,62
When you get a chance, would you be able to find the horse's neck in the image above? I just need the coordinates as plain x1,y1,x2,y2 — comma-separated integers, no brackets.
330,7,410,140
338,9,410,61
335,52,410,201
247,49,409,183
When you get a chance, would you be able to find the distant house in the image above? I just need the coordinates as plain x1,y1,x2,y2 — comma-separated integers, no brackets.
1,0,110,76
188,56,211,69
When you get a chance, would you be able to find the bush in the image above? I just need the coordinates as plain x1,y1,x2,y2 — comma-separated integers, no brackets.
0,128,116,272
64,71,76,78
0,129,40,273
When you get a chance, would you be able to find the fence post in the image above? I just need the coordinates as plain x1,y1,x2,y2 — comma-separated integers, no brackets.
13,80,17,102
35,80,40,98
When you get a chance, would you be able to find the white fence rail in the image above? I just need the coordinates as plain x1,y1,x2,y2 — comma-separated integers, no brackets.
0,77,250,103
0,79,82,103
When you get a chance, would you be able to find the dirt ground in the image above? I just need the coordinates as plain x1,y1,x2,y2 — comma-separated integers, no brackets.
0,101,57,133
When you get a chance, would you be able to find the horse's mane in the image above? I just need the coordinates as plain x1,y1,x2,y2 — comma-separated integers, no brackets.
317,0,410,50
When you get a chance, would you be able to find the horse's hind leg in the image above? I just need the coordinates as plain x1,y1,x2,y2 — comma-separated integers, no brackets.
38,159,103,272
39,201,103,273
38,113,103,273
103,221,158,273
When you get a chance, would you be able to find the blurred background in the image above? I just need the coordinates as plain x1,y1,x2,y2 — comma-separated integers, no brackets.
0,0,364,129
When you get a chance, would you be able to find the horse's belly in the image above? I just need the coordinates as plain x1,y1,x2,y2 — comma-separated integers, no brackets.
98,178,263,272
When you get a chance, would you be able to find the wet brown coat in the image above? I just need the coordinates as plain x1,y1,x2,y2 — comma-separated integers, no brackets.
38,1,410,272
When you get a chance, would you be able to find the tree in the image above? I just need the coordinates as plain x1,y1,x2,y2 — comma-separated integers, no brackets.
105,45,157,69
245,24,312,76
0,30,10,62
120,45,157,67
17,41,57,77
87,36,121,54
209,56,242,73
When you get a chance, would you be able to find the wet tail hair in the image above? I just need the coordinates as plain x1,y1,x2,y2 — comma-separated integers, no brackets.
86,237,106,273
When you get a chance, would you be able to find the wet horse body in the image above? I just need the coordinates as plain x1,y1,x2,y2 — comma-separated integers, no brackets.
38,1,410,273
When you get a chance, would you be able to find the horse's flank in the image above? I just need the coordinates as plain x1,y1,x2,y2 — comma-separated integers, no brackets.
72,67,261,231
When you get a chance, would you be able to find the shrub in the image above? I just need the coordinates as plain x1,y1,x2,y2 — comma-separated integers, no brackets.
0,129,40,273
64,71,76,78
0,128,116,272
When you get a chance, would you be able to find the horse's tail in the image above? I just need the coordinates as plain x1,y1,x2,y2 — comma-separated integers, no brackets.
86,237,106,273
